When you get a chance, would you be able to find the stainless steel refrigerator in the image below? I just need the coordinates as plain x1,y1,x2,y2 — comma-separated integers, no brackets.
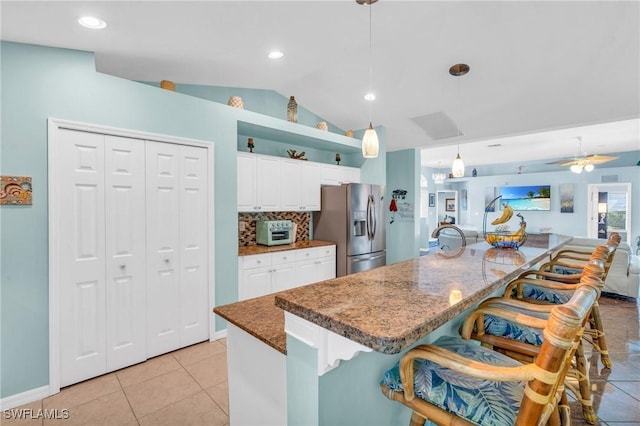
313,183,386,277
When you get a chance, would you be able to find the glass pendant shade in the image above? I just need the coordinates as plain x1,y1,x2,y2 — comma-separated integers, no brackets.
362,123,379,158
584,163,594,172
451,153,465,177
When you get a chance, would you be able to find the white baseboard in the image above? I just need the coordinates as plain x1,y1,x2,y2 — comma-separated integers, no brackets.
0,385,50,411
213,329,227,341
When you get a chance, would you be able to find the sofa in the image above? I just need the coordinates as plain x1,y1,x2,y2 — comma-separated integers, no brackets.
435,226,483,249
550,237,639,300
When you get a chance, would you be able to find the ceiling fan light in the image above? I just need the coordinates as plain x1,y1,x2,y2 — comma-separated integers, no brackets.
452,153,465,178
584,163,594,172
362,123,379,158
570,164,582,174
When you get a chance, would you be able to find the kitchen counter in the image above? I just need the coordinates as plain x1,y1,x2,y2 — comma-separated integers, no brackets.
238,239,335,256
214,294,286,354
275,234,572,354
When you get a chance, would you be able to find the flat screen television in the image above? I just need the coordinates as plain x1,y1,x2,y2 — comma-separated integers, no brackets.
499,185,551,211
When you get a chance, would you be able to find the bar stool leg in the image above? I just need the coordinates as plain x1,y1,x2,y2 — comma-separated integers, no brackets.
409,411,426,426
588,303,612,368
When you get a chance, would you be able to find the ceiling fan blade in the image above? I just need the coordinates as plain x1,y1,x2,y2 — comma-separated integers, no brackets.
545,159,576,166
584,154,619,164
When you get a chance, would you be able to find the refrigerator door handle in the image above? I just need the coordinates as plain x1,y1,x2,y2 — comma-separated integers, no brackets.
352,253,386,262
366,195,372,240
371,195,377,239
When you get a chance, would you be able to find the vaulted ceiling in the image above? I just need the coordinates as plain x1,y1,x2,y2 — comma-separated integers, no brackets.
2,1,639,169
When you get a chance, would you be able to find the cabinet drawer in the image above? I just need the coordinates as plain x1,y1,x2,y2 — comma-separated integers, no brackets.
295,248,317,261
241,253,272,270
272,251,296,266
315,245,336,259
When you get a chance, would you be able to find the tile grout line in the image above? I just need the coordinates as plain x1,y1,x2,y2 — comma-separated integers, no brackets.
177,352,229,415
115,368,141,425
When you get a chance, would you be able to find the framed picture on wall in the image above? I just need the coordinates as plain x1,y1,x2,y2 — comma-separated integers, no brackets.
445,198,456,212
428,193,435,207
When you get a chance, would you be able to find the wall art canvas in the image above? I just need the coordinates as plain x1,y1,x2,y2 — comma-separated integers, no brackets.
0,176,32,205
428,193,435,207
559,183,574,213
499,185,551,211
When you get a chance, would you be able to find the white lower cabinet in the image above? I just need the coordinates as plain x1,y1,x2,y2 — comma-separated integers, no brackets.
239,246,336,300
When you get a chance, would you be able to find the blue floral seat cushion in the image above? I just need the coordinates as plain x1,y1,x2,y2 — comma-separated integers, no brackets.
549,265,582,275
520,283,573,304
381,336,525,426
483,313,544,346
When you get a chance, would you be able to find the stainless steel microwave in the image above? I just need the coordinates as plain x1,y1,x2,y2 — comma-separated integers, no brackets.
256,220,293,246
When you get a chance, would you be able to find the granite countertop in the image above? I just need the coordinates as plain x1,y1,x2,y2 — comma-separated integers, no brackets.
239,240,335,256
275,234,572,354
214,294,286,354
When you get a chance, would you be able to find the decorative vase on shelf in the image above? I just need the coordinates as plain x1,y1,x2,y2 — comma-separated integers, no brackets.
345,130,354,137
227,96,244,109
316,121,328,131
287,96,298,123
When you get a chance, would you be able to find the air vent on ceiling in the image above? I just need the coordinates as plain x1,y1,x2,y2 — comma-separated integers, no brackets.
488,143,502,148
601,175,619,183
411,111,463,141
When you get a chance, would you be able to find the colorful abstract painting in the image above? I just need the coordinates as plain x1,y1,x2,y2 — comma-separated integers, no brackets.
0,176,32,205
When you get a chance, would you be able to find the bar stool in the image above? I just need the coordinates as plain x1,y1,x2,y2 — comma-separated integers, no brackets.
380,278,600,426
462,266,604,424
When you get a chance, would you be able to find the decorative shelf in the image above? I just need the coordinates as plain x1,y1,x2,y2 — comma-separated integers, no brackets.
237,110,362,155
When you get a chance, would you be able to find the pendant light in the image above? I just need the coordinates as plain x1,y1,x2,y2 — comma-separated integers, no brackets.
452,145,465,178
449,64,469,177
358,0,379,158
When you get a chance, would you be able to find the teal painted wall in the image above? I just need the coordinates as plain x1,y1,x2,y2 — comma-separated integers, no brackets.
385,149,421,264
0,41,385,399
286,336,320,425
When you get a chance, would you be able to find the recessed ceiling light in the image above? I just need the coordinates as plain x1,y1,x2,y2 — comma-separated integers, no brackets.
268,50,284,59
78,16,107,30
364,92,376,101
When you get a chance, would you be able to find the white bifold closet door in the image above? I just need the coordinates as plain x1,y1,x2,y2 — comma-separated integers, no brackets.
57,129,209,387
146,142,209,358
59,130,146,387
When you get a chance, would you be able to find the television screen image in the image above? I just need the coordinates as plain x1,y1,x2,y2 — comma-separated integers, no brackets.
499,185,551,211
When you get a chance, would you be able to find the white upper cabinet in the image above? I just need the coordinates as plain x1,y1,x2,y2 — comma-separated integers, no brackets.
300,162,322,210
320,164,361,186
237,153,258,211
238,153,356,212
256,156,281,211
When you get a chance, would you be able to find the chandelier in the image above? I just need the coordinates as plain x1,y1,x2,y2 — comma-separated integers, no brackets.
432,172,446,184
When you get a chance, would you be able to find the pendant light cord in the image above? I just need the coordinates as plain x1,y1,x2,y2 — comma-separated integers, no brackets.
368,2,374,124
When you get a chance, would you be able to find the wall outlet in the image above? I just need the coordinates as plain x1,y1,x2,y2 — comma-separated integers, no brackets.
239,221,246,232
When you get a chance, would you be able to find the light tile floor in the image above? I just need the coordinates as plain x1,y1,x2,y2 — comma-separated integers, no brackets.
4,295,639,425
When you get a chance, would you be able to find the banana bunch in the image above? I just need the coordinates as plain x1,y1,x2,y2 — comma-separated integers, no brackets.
491,204,513,225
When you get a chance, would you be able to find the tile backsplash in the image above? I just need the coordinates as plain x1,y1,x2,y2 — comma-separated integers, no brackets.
238,212,310,246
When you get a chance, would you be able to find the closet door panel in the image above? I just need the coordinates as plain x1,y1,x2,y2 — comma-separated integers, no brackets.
146,142,181,357
104,136,147,371
58,129,107,387
179,145,209,346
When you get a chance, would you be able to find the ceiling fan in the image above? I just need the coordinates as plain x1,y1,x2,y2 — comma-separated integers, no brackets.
546,137,618,173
